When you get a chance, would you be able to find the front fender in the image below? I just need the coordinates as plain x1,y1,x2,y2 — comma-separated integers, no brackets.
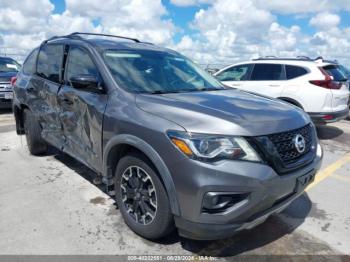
103,134,180,215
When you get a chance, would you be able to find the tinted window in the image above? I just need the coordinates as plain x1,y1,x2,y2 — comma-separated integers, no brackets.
66,46,99,82
0,57,21,72
102,50,224,94
285,65,308,79
250,64,283,81
339,65,350,78
323,65,347,81
22,49,38,75
37,44,64,83
216,64,251,81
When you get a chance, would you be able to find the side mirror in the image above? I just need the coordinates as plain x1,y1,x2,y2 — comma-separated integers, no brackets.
69,74,104,93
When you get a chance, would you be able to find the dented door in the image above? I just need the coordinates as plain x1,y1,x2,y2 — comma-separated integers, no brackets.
58,46,108,171
29,44,65,148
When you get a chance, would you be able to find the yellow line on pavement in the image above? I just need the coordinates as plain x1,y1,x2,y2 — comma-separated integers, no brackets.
306,153,350,191
331,174,350,183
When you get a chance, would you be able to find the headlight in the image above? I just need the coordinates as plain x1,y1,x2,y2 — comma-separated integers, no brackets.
167,130,261,162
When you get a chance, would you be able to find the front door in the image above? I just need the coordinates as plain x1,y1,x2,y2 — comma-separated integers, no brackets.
58,45,108,171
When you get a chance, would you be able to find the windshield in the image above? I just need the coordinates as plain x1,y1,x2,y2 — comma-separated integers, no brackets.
0,58,21,72
102,50,224,94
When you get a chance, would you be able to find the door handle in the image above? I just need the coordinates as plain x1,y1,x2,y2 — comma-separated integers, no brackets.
269,84,280,87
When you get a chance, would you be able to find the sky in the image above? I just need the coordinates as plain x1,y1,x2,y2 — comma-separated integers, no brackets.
0,0,350,67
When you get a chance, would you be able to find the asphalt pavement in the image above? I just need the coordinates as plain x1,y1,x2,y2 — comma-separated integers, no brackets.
0,110,349,259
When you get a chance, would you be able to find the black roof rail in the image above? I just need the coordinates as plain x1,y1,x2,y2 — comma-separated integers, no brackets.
296,56,312,60
253,56,315,62
69,32,140,43
40,32,142,47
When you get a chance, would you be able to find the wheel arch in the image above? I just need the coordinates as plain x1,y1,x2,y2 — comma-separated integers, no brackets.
103,134,180,215
13,103,29,135
278,97,304,110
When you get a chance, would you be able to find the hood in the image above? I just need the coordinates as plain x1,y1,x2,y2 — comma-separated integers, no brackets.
136,89,310,136
0,71,17,82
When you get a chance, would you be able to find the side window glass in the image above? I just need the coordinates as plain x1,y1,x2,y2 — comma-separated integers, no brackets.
37,44,64,83
66,46,100,84
23,49,39,75
216,65,251,81
250,64,283,81
286,65,308,79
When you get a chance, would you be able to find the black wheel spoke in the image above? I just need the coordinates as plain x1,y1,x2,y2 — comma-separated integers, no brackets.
120,166,157,225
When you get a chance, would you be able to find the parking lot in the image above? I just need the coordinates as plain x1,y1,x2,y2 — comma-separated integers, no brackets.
0,109,349,258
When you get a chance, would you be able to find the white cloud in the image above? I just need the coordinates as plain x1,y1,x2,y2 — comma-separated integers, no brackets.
170,0,212,7
173,0,350,67
0,0,350,67
309,12,340,30
253,0,350,14
0,0,176,62
65,0,176,45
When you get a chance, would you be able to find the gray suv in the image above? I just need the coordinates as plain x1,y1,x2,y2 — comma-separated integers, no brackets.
13,33,323,240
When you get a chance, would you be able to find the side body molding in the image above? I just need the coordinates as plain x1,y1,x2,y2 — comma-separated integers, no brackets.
102,134,180,215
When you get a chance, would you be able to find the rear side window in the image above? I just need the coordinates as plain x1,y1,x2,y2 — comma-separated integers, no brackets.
22,49,38,75
65,46,100,82
250,64,283,81
215,64,252,81
37,44,64,83
285,65,308,79
323,65,347,81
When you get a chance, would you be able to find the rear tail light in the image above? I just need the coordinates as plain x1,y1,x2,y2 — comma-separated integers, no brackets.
309,67,342,89
322,115,334,121
10,76,17,86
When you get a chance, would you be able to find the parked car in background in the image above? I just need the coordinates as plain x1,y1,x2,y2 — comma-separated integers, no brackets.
13,33,322,240
337,64,350,119
214,57,350,124
0,56,21,109
204,67,220,75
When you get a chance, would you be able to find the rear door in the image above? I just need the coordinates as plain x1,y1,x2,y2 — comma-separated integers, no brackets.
28,44,65,147
214,64,252,89
244,63,285,98
58,45,108,170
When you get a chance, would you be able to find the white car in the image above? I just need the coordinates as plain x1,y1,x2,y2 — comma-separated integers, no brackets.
214,57,350,124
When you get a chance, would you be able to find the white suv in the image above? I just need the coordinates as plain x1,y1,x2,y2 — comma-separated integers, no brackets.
214,57,350,123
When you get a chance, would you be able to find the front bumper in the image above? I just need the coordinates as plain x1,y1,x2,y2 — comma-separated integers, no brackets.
308,108,349,124
169,145,323,240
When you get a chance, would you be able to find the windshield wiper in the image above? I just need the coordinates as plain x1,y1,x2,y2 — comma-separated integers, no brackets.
197,87,224,92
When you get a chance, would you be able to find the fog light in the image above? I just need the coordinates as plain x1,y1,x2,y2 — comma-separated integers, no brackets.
202,192,249,214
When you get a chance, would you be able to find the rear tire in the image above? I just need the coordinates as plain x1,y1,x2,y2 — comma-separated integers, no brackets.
23,109,47,155
114,153,174,239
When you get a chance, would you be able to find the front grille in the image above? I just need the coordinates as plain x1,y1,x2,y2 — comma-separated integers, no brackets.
268,124,312,165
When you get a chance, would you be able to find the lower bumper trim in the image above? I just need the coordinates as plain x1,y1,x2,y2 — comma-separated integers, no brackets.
308,108,349,124
175,190,304,240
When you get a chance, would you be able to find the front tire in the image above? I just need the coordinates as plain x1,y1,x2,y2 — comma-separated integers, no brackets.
114,153,174,239
23,109,47,155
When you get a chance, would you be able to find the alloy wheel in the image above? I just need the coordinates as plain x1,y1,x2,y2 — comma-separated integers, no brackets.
120,166,157,225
